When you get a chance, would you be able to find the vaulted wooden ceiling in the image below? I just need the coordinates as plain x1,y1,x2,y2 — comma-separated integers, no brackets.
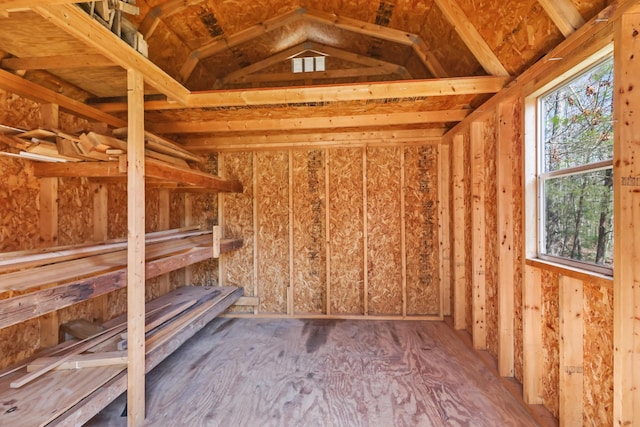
0,0,613,147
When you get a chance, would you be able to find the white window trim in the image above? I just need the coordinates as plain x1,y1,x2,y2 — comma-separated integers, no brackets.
524,44,614,277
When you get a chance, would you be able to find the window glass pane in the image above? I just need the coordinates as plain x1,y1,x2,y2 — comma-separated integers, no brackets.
541,58,614,173
543,168,613,267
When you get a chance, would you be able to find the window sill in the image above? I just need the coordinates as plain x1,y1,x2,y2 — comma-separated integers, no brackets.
525,258,613,288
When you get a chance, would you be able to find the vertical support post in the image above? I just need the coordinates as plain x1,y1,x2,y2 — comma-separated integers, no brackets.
325,149,331,316
523,264,543,404
614,12,640,426
439,142,451,317
470,121,486,349
92,182,109,321
38,103,59,348
157,189,170,294
212,225,221,258
400,147,407,318
497,101,515,377
217,153,225,287
452,134,466,330
252,152,259,315
288,149,294,316
183,193,193,284
362,146,369,316
127,68,146,427
559,275,584,426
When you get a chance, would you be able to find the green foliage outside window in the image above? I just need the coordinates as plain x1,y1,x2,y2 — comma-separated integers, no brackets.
540,57,614,269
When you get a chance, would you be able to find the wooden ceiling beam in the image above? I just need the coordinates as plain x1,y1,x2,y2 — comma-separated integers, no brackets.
0,0,82,10
432,0,509,76
234,66,401,84
93,76,507,112
183,128,445,152
0,68,127,127
537,0,586,37
1,54,114,70
148,110,470,134
138,0,204,39
34,4,190,104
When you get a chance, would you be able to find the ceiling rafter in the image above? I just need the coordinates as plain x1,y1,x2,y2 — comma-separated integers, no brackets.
0,0,82,10
138,0,204,39
179,8,447,84
432,0,509,77
92,75,507,112
33,3,190,104
537,0,586,37
233,66,402,85
217,41,412,88
147,110,470,134
1,54,114,70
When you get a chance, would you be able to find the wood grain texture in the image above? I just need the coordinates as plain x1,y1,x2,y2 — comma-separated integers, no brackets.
463,131,473,335
328,148,364,315
404,146,440,316
255,151,290,314
291,149,326,314
541,269,560,418
87,318,540,427
366,146,402,315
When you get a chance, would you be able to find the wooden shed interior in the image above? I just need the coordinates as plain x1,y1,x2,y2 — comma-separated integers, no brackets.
0,0,639,425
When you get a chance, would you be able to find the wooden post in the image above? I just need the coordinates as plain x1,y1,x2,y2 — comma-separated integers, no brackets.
523,264,543,404
470,121,486,349
362,147,368,316
217,153,225,287
613,12,640,426
127,68,146,427
400,147,407,317
439,142,451,317
559,275,584,426
325,149,331,316
92,182,109,321
38,103,59,348
452,134,466,330
288,149,294,316
183,193,193,285
497,100,515,377
157,189,171,295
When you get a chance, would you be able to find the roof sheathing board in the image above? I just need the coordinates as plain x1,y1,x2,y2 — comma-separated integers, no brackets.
300,0,380,24
162,3,223,50
456,0,564,75
206,0,299,35
145,19,193,82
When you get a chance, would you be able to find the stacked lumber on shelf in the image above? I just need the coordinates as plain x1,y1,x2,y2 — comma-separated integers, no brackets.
0,226,244,330
0,286,243,427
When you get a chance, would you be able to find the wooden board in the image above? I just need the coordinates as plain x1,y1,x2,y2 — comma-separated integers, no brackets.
366,146,402,315
291,149,326,314
328,148,364,315
463,131,473,335
404,146,440,316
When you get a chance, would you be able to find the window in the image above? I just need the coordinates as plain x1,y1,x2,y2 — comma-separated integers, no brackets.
534,54,614,274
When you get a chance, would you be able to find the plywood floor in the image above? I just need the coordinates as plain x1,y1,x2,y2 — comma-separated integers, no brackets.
87,319,540,427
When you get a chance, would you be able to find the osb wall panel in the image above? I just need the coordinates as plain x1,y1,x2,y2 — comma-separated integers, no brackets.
57,178,93,246
463,131,473,334
583,281,613,426
255,151,289,314
0,158,39,252
108,183,128,239
0,89,40,129
541,269,560,419
221,152,254,313
512,98,525,383
404,146,440,316
366,147,403,315
484,115,499,361
329,148,364,315
0,320,39,370
292,149,326,314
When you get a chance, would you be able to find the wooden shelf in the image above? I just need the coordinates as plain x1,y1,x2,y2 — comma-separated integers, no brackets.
0,227,243,330
0,286,243,427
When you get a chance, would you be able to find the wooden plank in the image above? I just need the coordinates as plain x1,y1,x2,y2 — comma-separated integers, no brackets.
470,121,486,349
0,0,84,9
439,143,451,316
537,0,586,37
150,110,470,135
400,147,407,317
138,0,204,38
559,275,584,426
34,4,189,104
433,0,509,76
1,54,113,70
112,127,203,163
613,12,640,427
233,296,259,306
184,129,443,152
287,150,294,316
126,68,145,427
325,149,331,316
362,147,368,316
39,176,60,349
497,100,515,377
145,158,242,192
0,68,126,127
27,351,127,372
523,265,543,404
183,76,507,109
452,134,466,329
